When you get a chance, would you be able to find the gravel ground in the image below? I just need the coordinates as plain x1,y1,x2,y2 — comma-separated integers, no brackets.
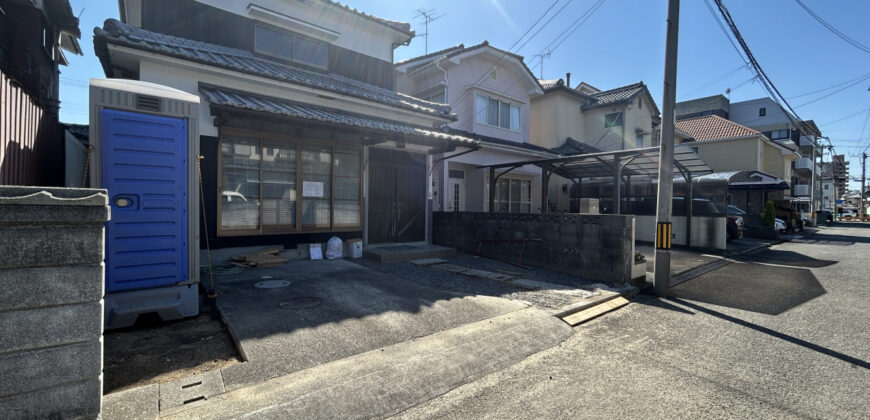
354,253,601,310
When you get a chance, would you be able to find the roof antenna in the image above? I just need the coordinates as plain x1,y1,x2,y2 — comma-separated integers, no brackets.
532,49,551,79
414,8,446,54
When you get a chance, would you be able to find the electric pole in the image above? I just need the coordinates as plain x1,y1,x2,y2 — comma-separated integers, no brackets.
862,152,867,222
414,8,444,54
654,0,680,297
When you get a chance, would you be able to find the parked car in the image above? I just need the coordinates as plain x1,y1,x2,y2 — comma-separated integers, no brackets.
726,205,745,241
775,218,786,233
841,209,857,220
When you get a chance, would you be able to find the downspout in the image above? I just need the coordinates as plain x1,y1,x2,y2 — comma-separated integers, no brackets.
434,56,449,103
433,56,449,212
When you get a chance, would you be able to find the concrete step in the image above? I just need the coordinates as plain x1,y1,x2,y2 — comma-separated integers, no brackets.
363,243,456,263
161,307,573,419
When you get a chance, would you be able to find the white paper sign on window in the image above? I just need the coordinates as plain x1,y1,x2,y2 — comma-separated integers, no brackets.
302,181,324,198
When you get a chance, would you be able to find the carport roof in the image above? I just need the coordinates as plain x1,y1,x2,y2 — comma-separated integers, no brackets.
476,145,713,180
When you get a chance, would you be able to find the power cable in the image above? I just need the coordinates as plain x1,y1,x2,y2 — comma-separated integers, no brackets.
818,107,870,127
788,71,870,99
678,64,748,100
795,74,870,108
514,0,575,54
703,0,748,64
793,0,870,54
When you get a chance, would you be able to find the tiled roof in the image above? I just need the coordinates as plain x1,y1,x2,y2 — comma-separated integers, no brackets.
94,19,452,119
443,128,554,154
582,82,646,110
538,79,564,90
321,0,413,36
199,85,477,146
675,115,762,141
551,137,601,156
395,44,465,67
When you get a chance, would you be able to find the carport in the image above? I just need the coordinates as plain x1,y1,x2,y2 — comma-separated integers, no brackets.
478,145,716,247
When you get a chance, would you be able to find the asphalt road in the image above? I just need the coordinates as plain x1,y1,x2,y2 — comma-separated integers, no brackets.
393,223,870,419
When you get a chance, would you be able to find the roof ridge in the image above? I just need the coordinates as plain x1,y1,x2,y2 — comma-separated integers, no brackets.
395,43,466,66
320,0,413,36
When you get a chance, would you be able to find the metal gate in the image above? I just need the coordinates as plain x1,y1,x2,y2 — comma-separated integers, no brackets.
368,148,426,243
101,108,189,292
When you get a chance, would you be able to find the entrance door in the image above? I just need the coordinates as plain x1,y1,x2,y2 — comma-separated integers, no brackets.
101,109,189,293
447,169,466,211
368,148,426,243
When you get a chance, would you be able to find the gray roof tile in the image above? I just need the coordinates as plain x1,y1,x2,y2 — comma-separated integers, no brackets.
199,85,477,146
582,82,646,110
94,19,451,119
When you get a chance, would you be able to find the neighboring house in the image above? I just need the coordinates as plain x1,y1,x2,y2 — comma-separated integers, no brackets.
675,115,800,214
675,94,730,120
96,0,476,248
394,41,550,213
0,0,82,186
728,97,824,214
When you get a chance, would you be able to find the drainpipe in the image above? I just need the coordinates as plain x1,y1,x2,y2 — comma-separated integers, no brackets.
435,56,449,103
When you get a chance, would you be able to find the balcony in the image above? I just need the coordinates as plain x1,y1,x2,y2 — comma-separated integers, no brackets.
798,136,816,148
794,157,813,173
794,184,810,196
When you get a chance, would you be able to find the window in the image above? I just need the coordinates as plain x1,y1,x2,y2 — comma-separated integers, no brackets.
494,177,532,213
475,94,520,130
255,24,328,68
604,112,623,128
769,129,789,140
635,135,644,148
759,107,766,117
218,130,361,235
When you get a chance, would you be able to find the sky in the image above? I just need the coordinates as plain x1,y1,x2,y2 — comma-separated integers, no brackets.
59,0,870,189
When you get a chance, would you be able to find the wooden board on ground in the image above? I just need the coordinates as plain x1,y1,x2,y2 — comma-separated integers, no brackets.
560,296,629,326
231,249,287,268
409,258,449,266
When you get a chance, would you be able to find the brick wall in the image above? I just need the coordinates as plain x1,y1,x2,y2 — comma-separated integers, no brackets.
0,186,110,419
433,212,635,284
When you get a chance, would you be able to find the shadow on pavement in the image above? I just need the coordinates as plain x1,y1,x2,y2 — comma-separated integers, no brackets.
668,262,826,315
734,249,838,268
667,297,870,370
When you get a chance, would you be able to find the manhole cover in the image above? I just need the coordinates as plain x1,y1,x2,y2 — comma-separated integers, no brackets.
254,280,291,289
279,297,322,309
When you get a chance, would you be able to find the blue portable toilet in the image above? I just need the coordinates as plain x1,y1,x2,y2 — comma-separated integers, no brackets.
89,79,200,329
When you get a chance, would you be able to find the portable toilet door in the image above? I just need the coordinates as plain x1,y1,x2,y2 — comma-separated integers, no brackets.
89,78,200,329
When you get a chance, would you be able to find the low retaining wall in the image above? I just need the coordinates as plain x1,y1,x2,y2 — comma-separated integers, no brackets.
0,186,109,419
433,212,635,284
635,215,726,250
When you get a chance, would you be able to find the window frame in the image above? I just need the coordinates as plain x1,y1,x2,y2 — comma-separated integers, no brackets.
759,107,767,117
254,23,328,70
604,112,624,128
475,93,521,131
486,174,532,213
217,127,362,237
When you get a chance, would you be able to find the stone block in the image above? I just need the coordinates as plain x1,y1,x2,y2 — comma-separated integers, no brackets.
0,302,102,353
0,264,103,312
0,379,102,420
0,225,104,269
0,340,102,397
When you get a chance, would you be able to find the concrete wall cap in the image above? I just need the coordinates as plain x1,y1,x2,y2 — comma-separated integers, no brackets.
0,187,108,206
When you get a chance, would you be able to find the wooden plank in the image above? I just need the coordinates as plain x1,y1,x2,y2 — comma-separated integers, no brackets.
561,296,629,326
251,247,281,256
409,258,448,266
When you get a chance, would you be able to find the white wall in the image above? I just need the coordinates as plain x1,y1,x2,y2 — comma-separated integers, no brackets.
635,215,727,250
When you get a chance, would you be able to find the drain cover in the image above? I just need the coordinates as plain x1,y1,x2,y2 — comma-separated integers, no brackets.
279,297,322,309
254,280,291,289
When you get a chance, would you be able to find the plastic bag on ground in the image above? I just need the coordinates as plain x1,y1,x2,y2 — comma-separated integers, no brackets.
325,236,343,260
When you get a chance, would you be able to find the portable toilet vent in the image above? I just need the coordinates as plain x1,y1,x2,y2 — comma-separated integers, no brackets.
89,79,200,329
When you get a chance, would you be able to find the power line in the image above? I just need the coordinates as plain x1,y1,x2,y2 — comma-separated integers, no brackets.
819,107,870,127
794,74,870,108
788,71,870,99
514,0,574,54
793,0,870,54
703,0,748,64
678,64,748,100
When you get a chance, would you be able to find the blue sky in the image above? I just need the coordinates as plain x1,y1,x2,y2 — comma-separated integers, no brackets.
60,0,870,188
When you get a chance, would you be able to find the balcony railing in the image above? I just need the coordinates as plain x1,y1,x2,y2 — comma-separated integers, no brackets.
794,157,813,172
793,184,810,196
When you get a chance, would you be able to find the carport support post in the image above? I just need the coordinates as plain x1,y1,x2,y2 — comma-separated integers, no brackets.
654,0,680,297
686,171,693,248
489,167,496,213
614,157,622,214
541,166,551,213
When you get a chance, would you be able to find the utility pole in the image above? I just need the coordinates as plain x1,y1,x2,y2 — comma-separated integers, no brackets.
654,0,680,297
862,153,867,222
414,8,444,54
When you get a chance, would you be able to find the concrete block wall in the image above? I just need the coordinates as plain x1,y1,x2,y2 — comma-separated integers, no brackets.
433,212,635,284
0,186,110,419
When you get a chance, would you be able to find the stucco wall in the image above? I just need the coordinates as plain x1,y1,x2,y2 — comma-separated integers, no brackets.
635,214,726,250
761,141,787,179
695,138,760,172
529,91,582,149
581,97,653,151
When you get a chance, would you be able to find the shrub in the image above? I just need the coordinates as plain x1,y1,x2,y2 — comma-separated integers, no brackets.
761,200,776,229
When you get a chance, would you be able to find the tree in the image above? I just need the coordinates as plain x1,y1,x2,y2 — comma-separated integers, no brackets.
761,200,776,229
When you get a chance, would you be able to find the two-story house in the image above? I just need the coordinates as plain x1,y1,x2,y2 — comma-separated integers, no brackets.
728,98,823,215
1,0,82,186
96,0,477,249
394,42,549,213
675,114,800,214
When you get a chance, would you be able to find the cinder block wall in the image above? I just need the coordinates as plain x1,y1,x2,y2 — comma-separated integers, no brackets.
433,212,635,283
0,186,110,419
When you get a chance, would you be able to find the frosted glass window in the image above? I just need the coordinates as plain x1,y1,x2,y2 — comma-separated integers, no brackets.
510,105,520,130
262,143,296,229
334,150,360,226
475,95,487,124
487,97,500,126
302,146,331,228
221,137,261,231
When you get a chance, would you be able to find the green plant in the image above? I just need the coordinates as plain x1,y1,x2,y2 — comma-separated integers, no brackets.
761,200,776,229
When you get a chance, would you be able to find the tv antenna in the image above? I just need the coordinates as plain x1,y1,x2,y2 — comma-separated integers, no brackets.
414,8,445,54
532,50,551,79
